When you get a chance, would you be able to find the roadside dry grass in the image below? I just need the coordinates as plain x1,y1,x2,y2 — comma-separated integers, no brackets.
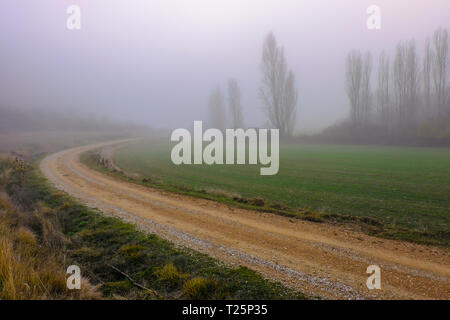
0,187,100,299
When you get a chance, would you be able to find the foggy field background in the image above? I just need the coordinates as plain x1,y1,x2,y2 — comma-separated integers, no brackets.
0,1,449,242
1,0,450,143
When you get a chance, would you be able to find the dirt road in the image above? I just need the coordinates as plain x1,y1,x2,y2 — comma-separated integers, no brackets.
40,140,450,299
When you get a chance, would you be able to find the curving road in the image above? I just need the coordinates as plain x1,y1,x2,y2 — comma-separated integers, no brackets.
40,140,450,299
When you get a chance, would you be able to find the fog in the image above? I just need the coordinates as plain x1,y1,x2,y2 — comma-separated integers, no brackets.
1,0,450,133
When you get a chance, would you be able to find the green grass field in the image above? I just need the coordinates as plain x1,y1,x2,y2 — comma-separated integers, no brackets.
111,140,450,245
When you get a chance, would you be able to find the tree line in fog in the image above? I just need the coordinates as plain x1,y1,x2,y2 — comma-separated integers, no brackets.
344,27,449,144
207,33,299,139
205,29,449,145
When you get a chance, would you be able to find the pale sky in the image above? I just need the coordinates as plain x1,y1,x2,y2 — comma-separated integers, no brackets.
1,0,450,133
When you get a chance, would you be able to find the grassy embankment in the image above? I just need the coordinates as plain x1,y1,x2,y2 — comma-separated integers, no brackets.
0,157,305,300
83,140,450,246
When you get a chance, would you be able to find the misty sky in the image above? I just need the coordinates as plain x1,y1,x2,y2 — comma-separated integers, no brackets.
1,0,450,133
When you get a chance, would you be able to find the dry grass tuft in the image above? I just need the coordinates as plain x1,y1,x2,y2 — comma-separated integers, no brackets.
154,263,189,288
183,277,216,299
0,186,100,300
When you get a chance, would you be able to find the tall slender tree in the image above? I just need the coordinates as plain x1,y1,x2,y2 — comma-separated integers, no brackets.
227,78,244,129
345,50,363,126
393,40,419,127
361,52,373,124
423,37,433,113
393,42,408,126
432,28,449,115
208,87,226,131
405,40,420,125
376,51,390,126
259,33,298,137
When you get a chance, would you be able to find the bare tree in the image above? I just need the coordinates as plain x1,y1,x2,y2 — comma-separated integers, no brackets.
393,42,407,125
259,33,298,137
376,51,390,126
405,41,420,125
208,87,226,130
361,52,373,124
432,28,449,115
393,40,419,127
345,50,363,126
227,78,244,129
282,71,298,136
423,37,433,113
